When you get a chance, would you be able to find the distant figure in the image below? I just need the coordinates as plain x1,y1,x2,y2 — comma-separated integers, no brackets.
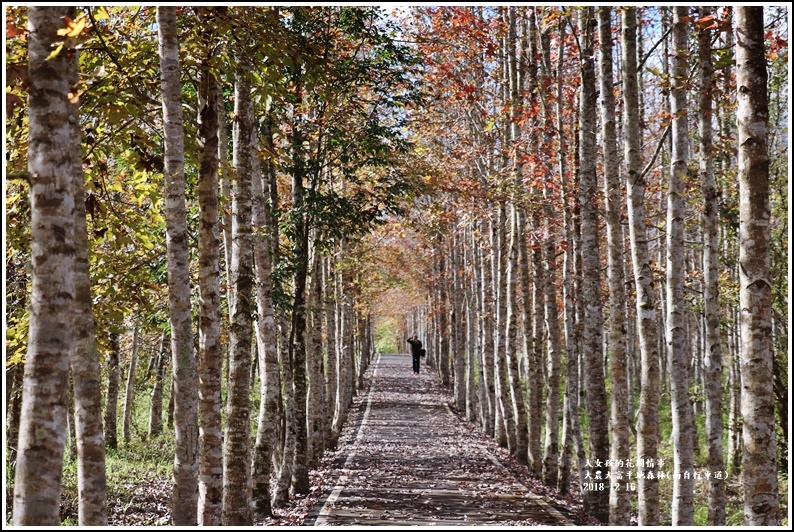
407,335,424,374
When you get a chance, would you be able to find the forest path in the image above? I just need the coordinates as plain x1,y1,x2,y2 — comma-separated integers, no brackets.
306,354,575,526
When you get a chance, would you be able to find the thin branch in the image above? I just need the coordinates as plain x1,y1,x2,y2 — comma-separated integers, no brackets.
639,123,671,181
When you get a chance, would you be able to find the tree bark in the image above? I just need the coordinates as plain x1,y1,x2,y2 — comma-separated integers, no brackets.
668,8,695,526
480,215,496,437
735,6,780,525
307,243,326,463
324,254,339,444
622,7,660,525
289,108,312,496
222,61,256,526
598,7,630,525
195,21,223,522
157,8,199,524
536,14,563,488
698,6,726,525
577,6,609,523
69,21,108,520
251,110,280,518
148,333,166,438
13,8,78,524
104,331,120,451
122,323,139,442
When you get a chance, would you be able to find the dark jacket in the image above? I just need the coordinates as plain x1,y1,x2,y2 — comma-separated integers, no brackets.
407,338,422,356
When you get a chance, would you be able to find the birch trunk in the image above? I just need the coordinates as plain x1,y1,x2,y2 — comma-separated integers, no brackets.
555,21,582,495
622,8,660,525
735,7,780,525
525,8,544,476
438,253,451,387
69,26,107,520
222,63,256,526
668,8,695,525
452,232,466,411
324,255,339,444
289,113,311,495
196,34,223,524
537,16,562,488
577,7,609,523
104,331,120,451
122,323,139,442
698,6,726,525
157,7,199,524
598,7,630,524
480,216,496,437
13,8,77,524
251,125,280,517
148,333,166,438
506,207,527,463
307,244,326,463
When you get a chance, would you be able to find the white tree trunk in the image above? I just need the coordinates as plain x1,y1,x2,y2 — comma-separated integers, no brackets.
621,7,660,525
668,8,695,525
195,28,223,523
13,7,78,524
598,7,630,525
735,6,780,526
157,7,199,524
577,7,609,523
122,323,139,442
222,62,256,526
698,6,726,525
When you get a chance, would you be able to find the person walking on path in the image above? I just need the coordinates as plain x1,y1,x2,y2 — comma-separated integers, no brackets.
407,335,424,374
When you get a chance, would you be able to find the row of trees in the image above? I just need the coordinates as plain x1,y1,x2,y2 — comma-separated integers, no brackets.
403,6,786,526
7,6,421,525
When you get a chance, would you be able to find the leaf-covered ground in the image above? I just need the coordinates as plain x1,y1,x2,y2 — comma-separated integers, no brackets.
259,354,593,526
36,353,594,526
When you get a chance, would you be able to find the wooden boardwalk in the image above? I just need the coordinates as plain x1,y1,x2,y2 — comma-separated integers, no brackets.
306,354,575,526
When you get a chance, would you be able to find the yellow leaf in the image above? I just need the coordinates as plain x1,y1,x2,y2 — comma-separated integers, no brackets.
93,7,110,21
45,42,64,61
57,16,86,38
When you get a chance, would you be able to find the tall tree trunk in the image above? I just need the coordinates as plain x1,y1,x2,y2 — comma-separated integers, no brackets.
525,8,544,476
289,110,311,496
252,112,280,519
463,221,476,422
324,254,339,445
332,245,351,438
577,7,609,523
157,7,199,525
222,61,256,526
438,252,451,387
735,7,780,525
536,14,562,488
104,331,120,450
452,232,466,412
505,7,528,465
621,7,660,525
148,333,167,438
307,244,326,463
122,323,140,442
698,6,726,525
505,207,527,463
69,22,107,521
13,8,77,524
480,216,496,437
196,24,223,523
668,8,695,525
598,7,630,525
555,21,583,496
